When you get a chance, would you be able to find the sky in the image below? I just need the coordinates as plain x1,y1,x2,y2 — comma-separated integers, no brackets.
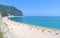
0,0,60,16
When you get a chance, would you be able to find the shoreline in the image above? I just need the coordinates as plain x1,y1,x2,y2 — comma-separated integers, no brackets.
8,16,60,31
3,16,60,38
8,19,60,32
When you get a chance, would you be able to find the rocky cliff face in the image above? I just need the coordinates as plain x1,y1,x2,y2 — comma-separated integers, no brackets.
0,5,23,17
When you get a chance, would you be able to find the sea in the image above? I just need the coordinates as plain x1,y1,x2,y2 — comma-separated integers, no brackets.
9,16,60,30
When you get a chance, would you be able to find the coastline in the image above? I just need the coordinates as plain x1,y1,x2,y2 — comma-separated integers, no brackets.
3,16,60,38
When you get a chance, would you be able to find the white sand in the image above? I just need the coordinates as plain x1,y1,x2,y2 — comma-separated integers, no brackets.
2,17,60,38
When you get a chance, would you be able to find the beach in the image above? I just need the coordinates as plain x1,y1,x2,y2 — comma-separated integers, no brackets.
2,16,60,38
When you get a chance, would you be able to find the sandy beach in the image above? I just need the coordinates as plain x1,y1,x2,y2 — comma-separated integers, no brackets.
2,16,60,38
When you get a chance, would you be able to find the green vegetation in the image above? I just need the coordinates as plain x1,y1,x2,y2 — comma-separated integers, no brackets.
0,32,4,38
0,5,23,17
0,11,3,14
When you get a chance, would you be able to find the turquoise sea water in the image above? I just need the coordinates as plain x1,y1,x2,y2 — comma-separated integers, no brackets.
9,16,60,30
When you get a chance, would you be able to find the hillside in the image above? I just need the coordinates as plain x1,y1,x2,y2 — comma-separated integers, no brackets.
0,5,23,17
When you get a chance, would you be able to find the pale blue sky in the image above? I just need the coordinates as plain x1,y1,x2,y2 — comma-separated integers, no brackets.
0,0,60,16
